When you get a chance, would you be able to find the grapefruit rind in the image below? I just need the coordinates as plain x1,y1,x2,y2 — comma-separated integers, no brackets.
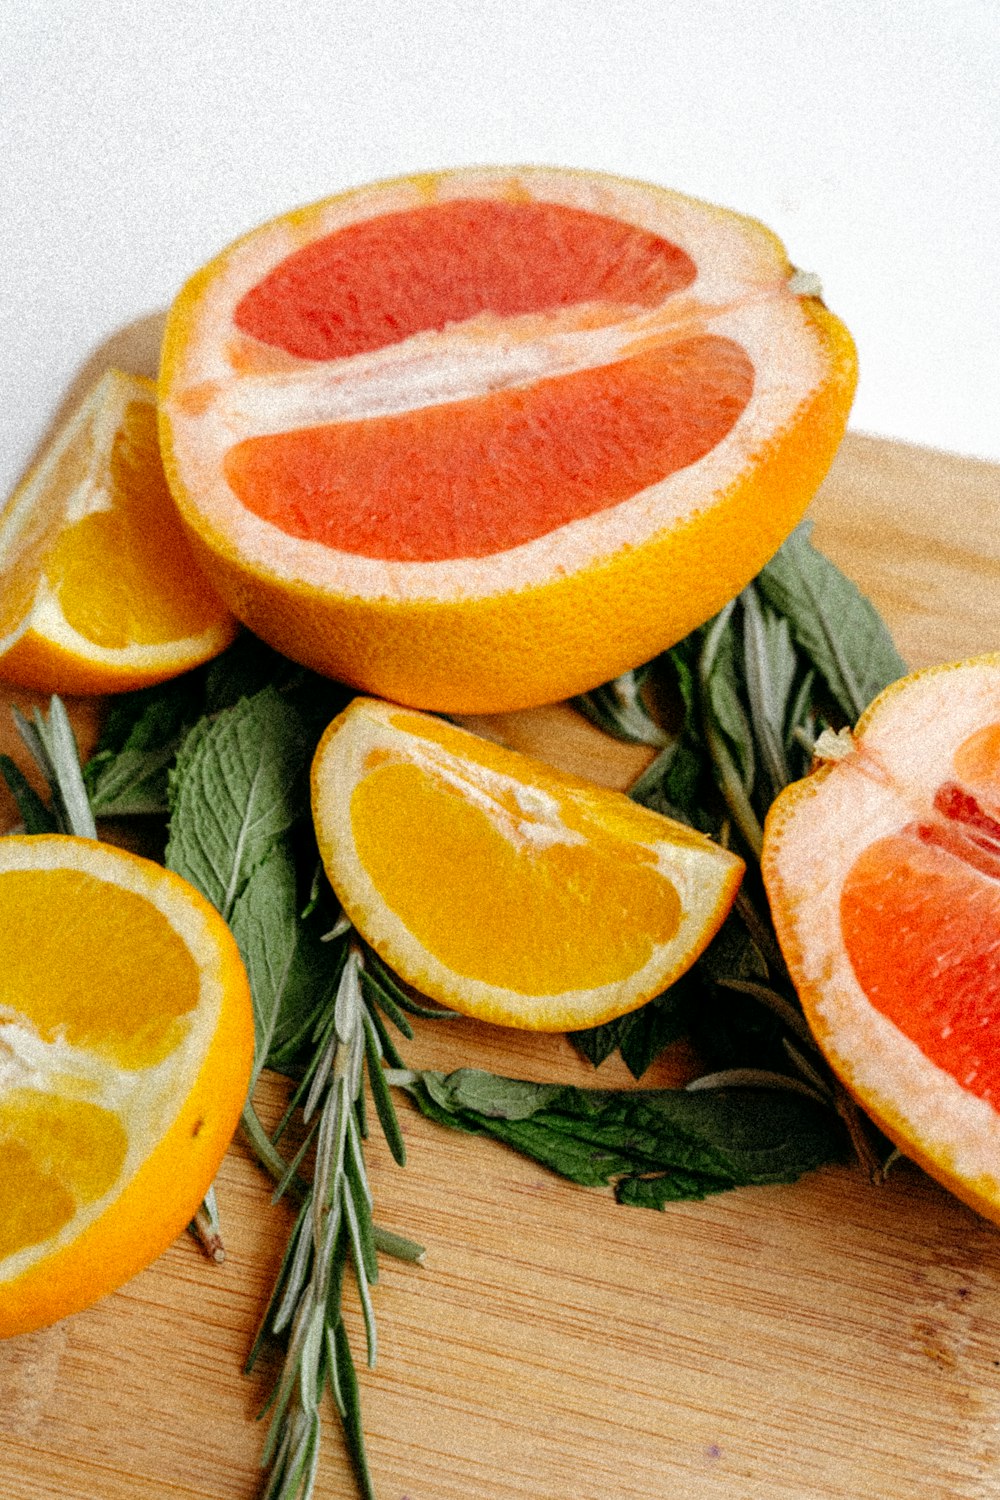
160,166,857,713
0,835,253,1337
311,697,744,1031
762,654,1000,1224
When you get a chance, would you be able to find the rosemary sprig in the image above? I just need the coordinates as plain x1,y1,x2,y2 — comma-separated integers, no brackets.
246,938,415,1500
7,697,96,838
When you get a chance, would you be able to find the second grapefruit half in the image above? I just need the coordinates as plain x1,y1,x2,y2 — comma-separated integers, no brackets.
159,167,857,712
763,656,1000,1227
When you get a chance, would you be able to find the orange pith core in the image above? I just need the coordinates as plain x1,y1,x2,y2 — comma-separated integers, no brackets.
0,868,198,1069
840,722,1000,1102
222,197,756,563
348,724,683,995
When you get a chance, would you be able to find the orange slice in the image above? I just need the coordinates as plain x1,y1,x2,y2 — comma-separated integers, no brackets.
311,697,744,1031
0,369,237,696
762,655,1000,1224
159,166,857,714
0,834,253,1336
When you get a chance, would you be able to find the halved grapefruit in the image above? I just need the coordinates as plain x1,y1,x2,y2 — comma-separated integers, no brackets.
159,166,857,714
762,655,1000,1224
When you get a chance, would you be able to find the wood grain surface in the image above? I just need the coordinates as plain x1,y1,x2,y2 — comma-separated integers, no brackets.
2,432,1000,1500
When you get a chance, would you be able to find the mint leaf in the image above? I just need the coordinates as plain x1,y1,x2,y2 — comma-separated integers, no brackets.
166,686,308,919
756,524,906,721
570,985,690,1077
421,1068,564,1120
229,841,337,1088
394,1070,845,1202
84,671,212,815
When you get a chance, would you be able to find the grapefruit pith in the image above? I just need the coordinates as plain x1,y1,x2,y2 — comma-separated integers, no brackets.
762,656,1000,1225
159,166,857,713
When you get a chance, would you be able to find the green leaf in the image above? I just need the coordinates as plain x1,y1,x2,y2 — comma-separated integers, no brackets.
572,663,671,746
0,754,57,833
420,1068,564,1120
84,668,212,815
740,584,798,799
756,524,906,721
165,686,308,919
626,638,721,837
230,841,332,1090
570,985,690,1078
700,603,755,795
394,1070,846,1201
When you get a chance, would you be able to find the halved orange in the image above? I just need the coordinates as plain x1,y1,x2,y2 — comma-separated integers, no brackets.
311,697,744,1031
762,655,1000,1224
0,834,253,1337
159,166,857,714
0,369,237,696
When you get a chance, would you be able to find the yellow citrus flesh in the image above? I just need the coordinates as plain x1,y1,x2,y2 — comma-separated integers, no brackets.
0,369,237,696
159,166,857,714
762,654,1000,1225
312,698,744,1030
0,835,253,1337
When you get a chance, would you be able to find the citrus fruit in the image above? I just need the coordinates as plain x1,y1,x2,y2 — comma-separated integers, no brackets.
159,166,857,714
311,697,744,1031
762,654,1000,1224
0,833,253,1337
0,368,237,696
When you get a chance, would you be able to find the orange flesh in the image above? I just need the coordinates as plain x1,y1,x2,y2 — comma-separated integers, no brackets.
0,868,198,1069
0,1093,127,1258
233,198,697,360
349,758,682,994
224,337,754,561
840,722,1000,1104
50,400,225,647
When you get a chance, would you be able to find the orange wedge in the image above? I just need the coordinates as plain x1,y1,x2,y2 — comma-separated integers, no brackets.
159,166,857,714
0,834,253,1337
0,369,237,696
311,698,744,1031
763,655,1000,1225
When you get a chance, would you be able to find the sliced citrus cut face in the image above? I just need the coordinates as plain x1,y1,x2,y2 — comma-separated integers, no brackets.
762,654,1000,1224
311,697,744,1031
0,835,253,1337
0,369,237,696
160,166,857,714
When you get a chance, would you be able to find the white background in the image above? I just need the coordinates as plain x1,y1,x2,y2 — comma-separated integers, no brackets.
2,0,998,500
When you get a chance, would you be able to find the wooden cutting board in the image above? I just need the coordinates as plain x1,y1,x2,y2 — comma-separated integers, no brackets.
2,432,1000,1500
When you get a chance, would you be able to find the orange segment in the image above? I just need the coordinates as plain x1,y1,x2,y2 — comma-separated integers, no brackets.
0,835,253,1338
311,698,743,1031
159,165,857,713
762,654,1000,1226
0,369,237,696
